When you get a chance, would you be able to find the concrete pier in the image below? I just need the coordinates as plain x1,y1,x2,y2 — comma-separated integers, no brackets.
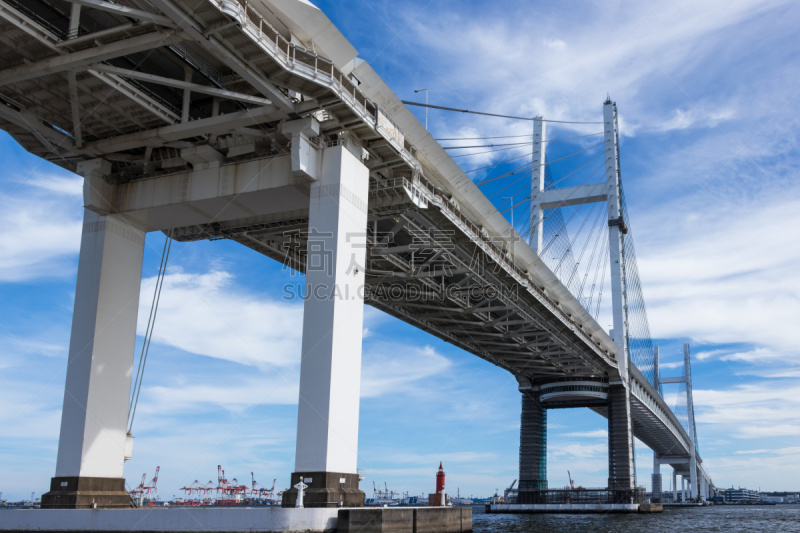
42,163,146,509
517,392,548,503
0,506,471,533
283,141,370,508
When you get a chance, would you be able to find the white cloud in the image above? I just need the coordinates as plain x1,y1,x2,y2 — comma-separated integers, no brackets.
542,38,566,50
735,447,800,456
659,106,736,132
551,443,607,458
139,269,303,369
141,375,299,414
694,383,800,438
562,429,608,438
637,193,800,358
361,344,452,398
402,0,792,132
0,174,83,281
27,175,82,197
694,349,728,361
133,268,456,414
719,348,785,363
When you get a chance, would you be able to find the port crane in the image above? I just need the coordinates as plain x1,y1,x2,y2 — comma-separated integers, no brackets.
130,467,159,507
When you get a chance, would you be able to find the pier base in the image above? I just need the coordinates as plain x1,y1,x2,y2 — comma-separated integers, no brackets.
0,506,470,532
40,476,131,509
281,472,365,508
338,507,471,532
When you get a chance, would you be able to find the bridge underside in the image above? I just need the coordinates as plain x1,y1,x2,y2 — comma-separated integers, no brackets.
173,177,613,380
0,0,705,507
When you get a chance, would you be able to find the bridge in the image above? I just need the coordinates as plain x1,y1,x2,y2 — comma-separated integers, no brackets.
0,0,712,511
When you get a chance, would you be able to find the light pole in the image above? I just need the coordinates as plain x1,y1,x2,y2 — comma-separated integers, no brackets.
503,196,515,253
414,88,428,129
503,196,516,253
502,196,515,228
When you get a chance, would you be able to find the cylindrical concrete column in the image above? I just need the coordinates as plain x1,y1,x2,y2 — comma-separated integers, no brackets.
673,470,678,502
518,392,547,503
42,178,145,508
651,453,662,502
607,384,634,501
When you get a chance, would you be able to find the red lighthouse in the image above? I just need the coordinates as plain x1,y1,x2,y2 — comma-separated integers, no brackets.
436,462,445,493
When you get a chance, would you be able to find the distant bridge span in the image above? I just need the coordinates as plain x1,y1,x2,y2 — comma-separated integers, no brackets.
0,0,710,507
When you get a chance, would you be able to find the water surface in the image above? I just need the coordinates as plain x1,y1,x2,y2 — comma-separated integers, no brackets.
472,503,800,532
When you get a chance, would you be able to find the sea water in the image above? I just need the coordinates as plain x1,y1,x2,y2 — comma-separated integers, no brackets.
472,503,800,532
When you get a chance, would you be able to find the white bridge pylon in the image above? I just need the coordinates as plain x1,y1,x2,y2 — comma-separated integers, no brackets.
654,344,713,502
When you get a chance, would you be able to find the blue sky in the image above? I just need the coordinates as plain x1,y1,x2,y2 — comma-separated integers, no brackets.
2,0,800,501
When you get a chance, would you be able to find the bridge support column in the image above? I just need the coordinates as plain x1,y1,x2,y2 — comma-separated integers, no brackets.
517,392,547,503
673,470,678,502
682,477,687,503
684,344,698,502
607,384,635,502
283,142,368,508
43,160,145,509
651,453,662,502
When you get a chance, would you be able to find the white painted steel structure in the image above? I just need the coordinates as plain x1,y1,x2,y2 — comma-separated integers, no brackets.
0,0,711,506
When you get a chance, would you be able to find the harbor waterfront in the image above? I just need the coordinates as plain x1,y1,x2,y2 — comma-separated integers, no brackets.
472,504,800,532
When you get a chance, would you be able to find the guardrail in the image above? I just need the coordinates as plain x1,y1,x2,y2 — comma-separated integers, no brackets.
211,0,409,155
513,488,646,505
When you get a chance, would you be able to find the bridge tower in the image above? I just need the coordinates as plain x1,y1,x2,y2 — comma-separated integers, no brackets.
518,99,636,503
651,347,663,502
658,343,702,502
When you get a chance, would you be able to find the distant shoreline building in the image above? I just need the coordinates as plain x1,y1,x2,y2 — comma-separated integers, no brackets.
724,487,760,503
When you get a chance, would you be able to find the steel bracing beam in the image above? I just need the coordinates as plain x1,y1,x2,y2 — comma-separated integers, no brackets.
0,29,181,87
88,70,180,124
64,0,175,27
537,183,608,209
148,0,296,114
79,105,280,155
0,1,60,52
56,23,139,48
87,64,273,106
0,101,74,153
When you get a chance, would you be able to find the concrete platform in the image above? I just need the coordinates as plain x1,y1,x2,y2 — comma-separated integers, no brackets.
0,507,338,532
638,503,664,513
662,502,705,507
487,503,641,514
0,506,471,532
339,507,471,532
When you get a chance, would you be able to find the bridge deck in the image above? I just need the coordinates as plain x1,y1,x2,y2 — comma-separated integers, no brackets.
0,0,700,466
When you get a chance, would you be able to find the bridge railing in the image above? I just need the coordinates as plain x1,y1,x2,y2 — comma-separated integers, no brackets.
513,488,646,505
210,0,415,159
214,0,375,116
